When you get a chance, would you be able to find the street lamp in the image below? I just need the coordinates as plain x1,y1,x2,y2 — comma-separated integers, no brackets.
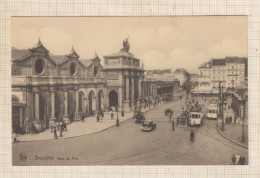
241,99,245,143
116,104,119,120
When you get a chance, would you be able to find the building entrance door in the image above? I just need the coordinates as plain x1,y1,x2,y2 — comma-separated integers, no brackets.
109,90,118,110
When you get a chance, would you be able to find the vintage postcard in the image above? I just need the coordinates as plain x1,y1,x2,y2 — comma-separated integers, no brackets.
11,16,248,165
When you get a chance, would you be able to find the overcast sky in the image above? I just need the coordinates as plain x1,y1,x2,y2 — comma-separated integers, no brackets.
12,16,247,73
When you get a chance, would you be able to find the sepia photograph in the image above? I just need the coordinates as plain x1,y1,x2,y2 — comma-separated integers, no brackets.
11,16,248,165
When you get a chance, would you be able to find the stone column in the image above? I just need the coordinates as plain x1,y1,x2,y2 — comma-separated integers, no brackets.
34,89,39,121
119,87,123,111
123,74,131,112
32,87,42,131
63,88,70,124
137,75,142,108
74,86,81,120
131,75,135,110
49,87,56,125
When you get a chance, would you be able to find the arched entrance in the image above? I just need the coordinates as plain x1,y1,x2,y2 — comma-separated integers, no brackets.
108,90,118,110
39,95,47,126
97,90,103,110
88,91,95,113
55,93,61,121
12,97,23,134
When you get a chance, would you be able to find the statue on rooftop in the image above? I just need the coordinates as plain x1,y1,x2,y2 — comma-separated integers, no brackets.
121,37,130,52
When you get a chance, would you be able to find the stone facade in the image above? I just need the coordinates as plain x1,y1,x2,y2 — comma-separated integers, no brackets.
11,40,111,134
103,38,145,112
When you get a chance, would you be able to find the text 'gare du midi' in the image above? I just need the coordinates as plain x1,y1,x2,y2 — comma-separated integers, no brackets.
11,39,179,134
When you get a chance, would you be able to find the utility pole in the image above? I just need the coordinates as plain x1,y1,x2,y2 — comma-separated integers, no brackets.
242,100,245,142
221,85,224,130
219,82,224,130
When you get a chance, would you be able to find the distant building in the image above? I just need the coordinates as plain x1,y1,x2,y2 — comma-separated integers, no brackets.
173,68,189,86
190,73,199,89
197,57,247,93
144,69,174,81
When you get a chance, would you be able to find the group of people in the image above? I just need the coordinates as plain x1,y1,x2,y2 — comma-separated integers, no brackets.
52,120,67,139
231,153,246,165
169,114,195,142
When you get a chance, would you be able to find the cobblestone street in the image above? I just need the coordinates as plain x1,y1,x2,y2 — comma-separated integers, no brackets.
13,97,248,165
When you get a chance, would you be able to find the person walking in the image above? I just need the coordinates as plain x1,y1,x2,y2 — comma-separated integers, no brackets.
235,153,241,165
190,129,194,142
96,114,99,122
172,120,175,130
54,126,58,139
62,120,67,131
60,125,63,137
111,113,114,120
81,115,85,122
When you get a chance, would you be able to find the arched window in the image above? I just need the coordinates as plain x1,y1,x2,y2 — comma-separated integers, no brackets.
35,59,44,74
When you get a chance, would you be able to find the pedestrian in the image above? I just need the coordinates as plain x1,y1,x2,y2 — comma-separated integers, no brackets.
54,126,58,139
116,118,119,126
121,110,124,117
235,153,241,165
97,114,99,122
81,115,85,122
169,113,172,121
62,120,67,131
111,113,114,120
59,121,63,130
172,120,175,130
60,125,63,137
190,130,194,142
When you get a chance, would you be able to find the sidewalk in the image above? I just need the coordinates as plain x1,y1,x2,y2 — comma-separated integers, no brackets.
17,111,133,142
218,120,248,148
16,104,158,142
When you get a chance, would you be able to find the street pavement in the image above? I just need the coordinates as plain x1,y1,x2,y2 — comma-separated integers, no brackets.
13,97,248,165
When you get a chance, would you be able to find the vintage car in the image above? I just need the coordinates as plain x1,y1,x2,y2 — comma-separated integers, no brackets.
135,112,145,123
141,120,156,131
165,108,173,115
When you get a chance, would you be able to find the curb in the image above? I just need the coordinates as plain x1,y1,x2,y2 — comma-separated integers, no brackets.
217,119,248,149
16,105,159,143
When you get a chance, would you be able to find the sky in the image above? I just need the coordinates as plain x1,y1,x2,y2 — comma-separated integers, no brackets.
12,16,247,73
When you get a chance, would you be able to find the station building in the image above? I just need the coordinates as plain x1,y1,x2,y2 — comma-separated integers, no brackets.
11,39,144,134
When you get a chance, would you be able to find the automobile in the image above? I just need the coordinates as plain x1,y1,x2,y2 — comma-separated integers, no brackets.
165,108,173,115
135,112,145,123
141,120,156,131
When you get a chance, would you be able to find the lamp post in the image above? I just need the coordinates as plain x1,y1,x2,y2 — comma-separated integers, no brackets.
241,99,245,142
116,105,119,120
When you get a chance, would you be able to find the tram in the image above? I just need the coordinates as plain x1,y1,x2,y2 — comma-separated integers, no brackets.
189,105,203,126
206,102,218,120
